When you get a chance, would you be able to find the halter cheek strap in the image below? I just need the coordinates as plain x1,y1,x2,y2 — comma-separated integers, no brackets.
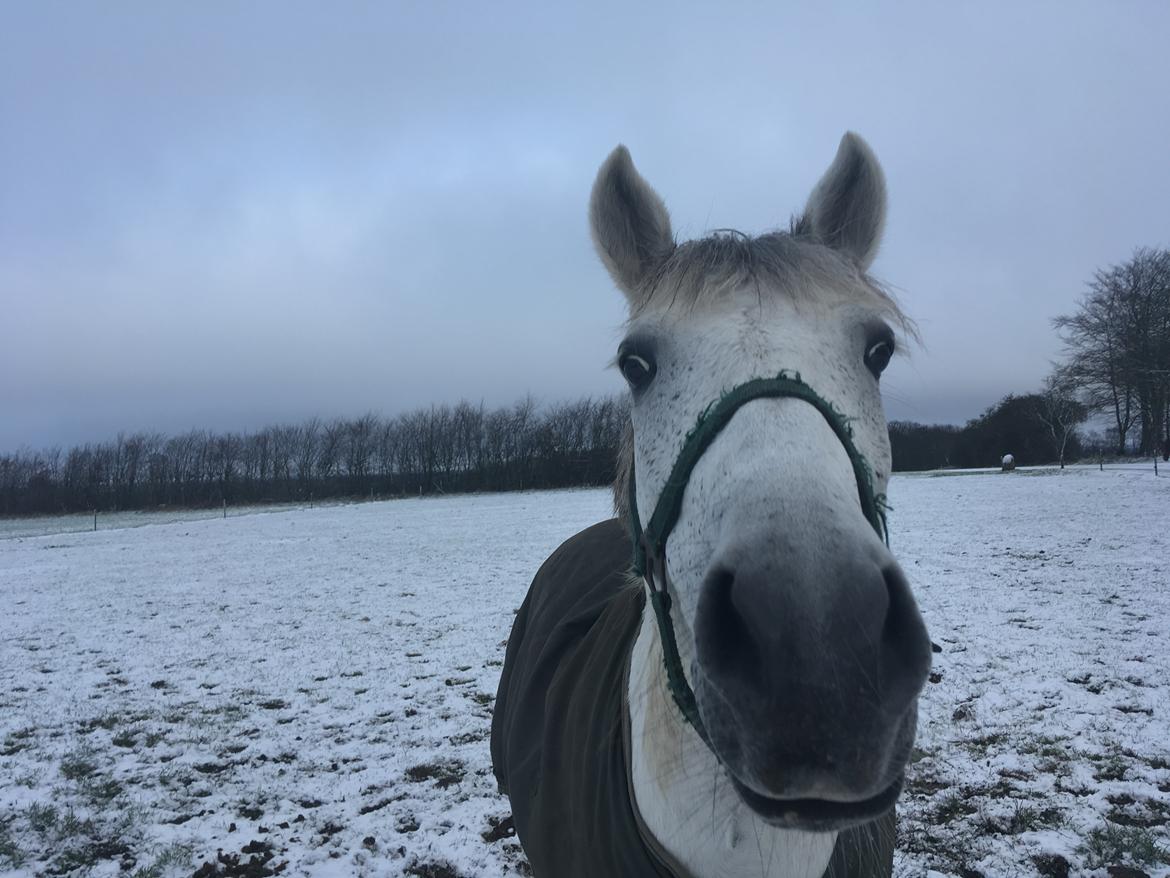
627,370,889,749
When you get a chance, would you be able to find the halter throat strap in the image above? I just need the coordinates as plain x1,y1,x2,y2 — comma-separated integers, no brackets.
627,370,889,748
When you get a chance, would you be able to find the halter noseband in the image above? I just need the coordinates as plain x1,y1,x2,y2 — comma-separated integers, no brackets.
627,370,889,748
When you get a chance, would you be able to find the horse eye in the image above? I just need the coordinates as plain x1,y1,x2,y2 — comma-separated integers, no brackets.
864,339,894,379
619,353,656,388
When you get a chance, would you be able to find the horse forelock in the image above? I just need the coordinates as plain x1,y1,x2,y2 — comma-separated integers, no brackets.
629,226,903,318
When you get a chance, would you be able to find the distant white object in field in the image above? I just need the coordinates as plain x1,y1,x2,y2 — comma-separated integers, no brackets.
1001,453,1016,472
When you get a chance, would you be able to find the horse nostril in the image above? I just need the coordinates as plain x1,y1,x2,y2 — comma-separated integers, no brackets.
695,566,761,678
880,562,933,697
880,564,916,643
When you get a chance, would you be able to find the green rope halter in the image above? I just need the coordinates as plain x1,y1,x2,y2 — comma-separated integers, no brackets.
627,370,890,747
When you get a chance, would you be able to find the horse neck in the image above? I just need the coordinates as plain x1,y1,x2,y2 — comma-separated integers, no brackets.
627,601,838,878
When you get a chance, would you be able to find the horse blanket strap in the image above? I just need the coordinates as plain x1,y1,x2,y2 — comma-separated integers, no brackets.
626,370,890,748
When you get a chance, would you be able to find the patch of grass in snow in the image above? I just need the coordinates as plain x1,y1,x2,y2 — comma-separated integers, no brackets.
82,776,124,804
60,744,100,781
237,802,265,820
1019,732,1068,758
448,729,488,746
903,756,949,796
977,801,1064,835
27,802,58,833
1034,744,1076,777
897,817,987,875
404,760,466,789
129,843,193,878
52,839,131,874
79,711,131,733
1,726,36,755
1031,852,1072,878
1107,794,1170,829
200,700,250,722
13,769,41,788
961,730,1007,755
56,808,98,839
405,859,464,878
40,806,145,873
1093,752,1131,782
930,792,977,824
57,738,134,812
1078,821,1169,869
0,816,25,867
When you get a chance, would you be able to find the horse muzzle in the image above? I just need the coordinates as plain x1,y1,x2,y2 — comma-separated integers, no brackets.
691,532,931,831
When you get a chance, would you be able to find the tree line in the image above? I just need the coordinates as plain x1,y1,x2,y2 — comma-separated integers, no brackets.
0,397,628,517
4,247,1166,515
889,389,1087,472
0,384,1100,518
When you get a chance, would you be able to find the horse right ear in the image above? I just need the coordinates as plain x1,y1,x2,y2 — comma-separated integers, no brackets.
800,132,887,270
589,146,674,302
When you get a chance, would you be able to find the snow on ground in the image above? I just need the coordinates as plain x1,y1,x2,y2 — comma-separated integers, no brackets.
891,465,1170,878
0,466,1167,877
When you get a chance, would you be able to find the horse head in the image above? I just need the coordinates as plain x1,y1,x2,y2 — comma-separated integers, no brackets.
593,134,932,834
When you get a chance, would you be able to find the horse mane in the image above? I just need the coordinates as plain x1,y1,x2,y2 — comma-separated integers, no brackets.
612,224,909,520
613,420,635,520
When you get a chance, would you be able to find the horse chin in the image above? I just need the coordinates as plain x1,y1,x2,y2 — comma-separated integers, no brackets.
693,675,919,833
724,771,903,833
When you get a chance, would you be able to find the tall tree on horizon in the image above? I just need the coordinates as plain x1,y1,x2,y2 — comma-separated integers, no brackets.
1055,247,1170,459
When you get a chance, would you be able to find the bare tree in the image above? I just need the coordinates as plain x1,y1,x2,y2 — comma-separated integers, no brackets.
1035,370,1088,469
292,419,320,490
375,418,400,487
343,413,379,489
269,425,296,497
1056,248,1170,457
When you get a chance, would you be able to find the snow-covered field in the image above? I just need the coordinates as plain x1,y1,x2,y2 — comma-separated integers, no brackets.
0,467,1167,877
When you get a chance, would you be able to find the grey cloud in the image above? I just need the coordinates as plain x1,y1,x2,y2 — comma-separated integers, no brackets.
3,2,1169,450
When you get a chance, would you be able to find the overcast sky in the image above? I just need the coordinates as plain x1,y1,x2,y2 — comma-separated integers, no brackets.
3,2,1169,452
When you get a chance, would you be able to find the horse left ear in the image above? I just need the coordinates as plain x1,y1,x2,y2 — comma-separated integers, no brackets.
800,132,887,270
589,145,674,302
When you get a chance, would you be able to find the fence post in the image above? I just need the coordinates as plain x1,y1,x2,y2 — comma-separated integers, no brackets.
93,509,97,532
223,498,227,518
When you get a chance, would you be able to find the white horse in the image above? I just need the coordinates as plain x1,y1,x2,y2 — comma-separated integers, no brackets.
492,133,932,878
